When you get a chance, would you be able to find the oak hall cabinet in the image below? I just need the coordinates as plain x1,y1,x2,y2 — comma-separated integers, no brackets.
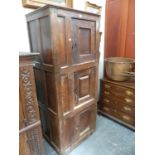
26,5,100,155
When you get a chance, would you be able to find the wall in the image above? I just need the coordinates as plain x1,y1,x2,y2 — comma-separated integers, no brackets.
17,1,34,51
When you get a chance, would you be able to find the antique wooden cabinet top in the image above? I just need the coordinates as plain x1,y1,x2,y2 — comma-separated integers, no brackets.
26,4,100,66
26,4,100,19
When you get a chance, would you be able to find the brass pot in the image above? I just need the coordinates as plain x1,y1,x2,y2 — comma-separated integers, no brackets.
105,57,135,81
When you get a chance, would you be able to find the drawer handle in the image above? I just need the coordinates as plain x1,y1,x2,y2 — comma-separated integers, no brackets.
123,106,132,111
104,99,110,103
103,107,109,111
105,84,111,88
124,98,132,103
126,90,134,96
122,115,130,121
104,91,110,95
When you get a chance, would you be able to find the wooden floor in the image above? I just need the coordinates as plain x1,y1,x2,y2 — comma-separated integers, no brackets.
44,115,135,155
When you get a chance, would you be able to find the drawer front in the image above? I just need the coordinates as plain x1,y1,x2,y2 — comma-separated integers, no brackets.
116,103,135,116
115,111,135,126
102,97,116,108
111,85,134,98
102,91,135,107
100,105,135,126
116,97,135,106
101,83,135,109
101,105,116,117
103,82,135,103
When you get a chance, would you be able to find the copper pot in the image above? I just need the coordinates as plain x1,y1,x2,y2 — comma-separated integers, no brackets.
105,57,135,81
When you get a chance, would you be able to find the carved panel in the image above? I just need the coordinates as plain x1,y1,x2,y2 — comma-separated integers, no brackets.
20,66,38,125
19,55,43,155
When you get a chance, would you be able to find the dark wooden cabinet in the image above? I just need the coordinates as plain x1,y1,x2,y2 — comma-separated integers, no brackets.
104,0,135,58
99,79,135,129
26,4,100,155
19,53,43,155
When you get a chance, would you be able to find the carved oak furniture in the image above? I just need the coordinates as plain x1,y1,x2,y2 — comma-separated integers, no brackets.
19,52,43,155
99,78,135,129
26,4,100,155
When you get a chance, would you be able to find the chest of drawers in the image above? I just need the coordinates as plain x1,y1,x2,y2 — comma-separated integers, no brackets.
99,79,135,129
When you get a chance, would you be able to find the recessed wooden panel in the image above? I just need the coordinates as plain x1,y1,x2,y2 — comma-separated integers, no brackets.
63,117,75,149
74,67,96,107
56,16,67,65
61,75,70,114
40,16,53,64
48,112,60,148
28,20,40,52
46,72,57,113
38,105,50,138
78,105,96,137
79,75,89,97
72,19,96,63
79,28,91,54
34,68,48,106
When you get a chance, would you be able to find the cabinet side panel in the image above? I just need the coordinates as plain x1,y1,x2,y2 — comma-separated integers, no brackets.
28,20,40,52
56,16,68,65
48,112,60,149
46,72,58,113
63,117,75,150
60,74,71,114
34,68,50,138
39,16,53,64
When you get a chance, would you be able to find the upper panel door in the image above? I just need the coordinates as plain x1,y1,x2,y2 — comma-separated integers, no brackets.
71,19,96,63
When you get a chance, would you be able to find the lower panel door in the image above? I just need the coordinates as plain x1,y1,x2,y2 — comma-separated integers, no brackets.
76,104,96,140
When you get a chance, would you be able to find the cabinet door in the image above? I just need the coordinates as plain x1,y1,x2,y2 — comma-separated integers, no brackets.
71,19,96,63
62,104,96,150
60,66,97,115
75,104,96,140
74,67,96,108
